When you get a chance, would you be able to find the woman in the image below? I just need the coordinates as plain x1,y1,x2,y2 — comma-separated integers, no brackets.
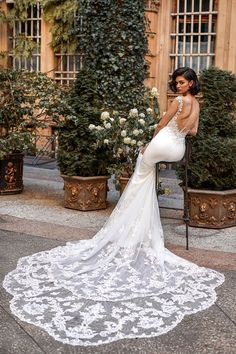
3,67,224,346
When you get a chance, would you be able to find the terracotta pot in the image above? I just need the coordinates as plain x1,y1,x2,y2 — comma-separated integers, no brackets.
187,187,236,229
0,153,24,195
119,176,130,195
62,175,110,211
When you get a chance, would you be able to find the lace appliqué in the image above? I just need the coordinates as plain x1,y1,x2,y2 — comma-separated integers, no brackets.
3,239,224,346
2,122,225,346
167,96,186,139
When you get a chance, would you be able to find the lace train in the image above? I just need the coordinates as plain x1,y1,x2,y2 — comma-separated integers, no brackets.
3,241,224,346
3,96,225,346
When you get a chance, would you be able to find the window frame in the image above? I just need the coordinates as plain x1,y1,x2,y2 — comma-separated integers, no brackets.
170,0,218,74
7,1,41,72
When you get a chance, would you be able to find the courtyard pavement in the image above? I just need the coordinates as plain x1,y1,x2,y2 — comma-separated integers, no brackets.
0,161,235,354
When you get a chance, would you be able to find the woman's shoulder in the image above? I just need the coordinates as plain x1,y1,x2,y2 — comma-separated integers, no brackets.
175,95,191,104
181,95,199,107
182,95,192,103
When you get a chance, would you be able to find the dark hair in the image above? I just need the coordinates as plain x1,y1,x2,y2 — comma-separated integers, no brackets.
169,67,200,95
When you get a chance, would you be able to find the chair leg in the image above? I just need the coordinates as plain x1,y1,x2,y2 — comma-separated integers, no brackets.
183,192,189,250
184,144,190,250
155,163,159,198
186,220,189,250
156,157,190,250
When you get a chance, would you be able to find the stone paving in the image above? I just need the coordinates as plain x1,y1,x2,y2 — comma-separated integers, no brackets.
0,163,235,354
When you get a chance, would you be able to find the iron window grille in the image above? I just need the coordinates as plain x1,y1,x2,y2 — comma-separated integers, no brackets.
170,0,218,74
8,2,41,71
54,12,82,85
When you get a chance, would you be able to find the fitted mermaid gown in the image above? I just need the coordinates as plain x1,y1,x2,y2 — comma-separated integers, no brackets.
3,96,224,346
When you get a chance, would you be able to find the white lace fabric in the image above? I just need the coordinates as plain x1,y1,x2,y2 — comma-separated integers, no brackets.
167,96,186,138
3,95,225,346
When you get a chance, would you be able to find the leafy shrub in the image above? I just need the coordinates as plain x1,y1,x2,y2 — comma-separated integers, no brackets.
177,66,236,190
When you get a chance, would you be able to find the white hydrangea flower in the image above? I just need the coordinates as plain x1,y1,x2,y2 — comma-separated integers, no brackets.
146,108,153,114
139,113,145,118
138,119,145,125
104,122,111,129
139,129,143,134
121,130,127,137
129,108,138,117
89,124,96,130
109,117,114,122
117,148,123,154
124,137,131,144
119,118,127,124
104,139,109,144
150,87,159,98
131,139,137,146
101,111,110,121
137,141,143,147
133,129,139,136
96,125,103,131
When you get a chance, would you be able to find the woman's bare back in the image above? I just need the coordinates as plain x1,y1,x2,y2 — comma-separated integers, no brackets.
177,95,200,136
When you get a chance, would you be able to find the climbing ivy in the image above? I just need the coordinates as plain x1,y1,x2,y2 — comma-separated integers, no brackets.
0,0,79,57
0,0,36,23
78,0,149,111
41,0,79,53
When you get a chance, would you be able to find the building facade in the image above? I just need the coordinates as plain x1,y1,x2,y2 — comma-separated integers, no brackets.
0,0,236,131
145,0,236,110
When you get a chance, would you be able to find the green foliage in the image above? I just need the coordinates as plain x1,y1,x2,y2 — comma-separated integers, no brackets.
0,0,36,23
0,1,38,59
57,68,112,176
79,0,148,111
89,89,158,182
58,0,156,178
177,66,236,190
0,0,79,58
0,68,70,159
41,0,79,53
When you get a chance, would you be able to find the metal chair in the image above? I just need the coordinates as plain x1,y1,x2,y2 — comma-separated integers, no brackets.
155,136,192,250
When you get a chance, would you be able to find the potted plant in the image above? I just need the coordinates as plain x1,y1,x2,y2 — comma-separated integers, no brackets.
0,68,67,195
57,68,113,211
177,66,236,228
67,0,154,196
90,87,160,193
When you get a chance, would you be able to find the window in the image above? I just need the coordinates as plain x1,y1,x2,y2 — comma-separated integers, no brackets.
54,10,81,85
8,2,41,71
170,0,218,74
54,52,82,85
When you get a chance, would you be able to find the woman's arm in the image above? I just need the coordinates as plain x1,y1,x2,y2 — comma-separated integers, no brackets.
153,98,179,137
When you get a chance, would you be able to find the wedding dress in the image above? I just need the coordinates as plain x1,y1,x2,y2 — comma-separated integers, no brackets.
3,96,224,346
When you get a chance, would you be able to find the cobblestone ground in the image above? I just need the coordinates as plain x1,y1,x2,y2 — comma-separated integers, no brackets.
0,163,235,354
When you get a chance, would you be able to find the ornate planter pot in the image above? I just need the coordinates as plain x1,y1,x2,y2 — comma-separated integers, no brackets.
0,153,24,195
187,188,236,229
62,175,110,211
119,176,130,195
